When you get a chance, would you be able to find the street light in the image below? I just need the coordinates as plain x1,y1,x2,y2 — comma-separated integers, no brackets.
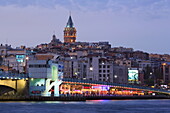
150,72,153,75
90,67,93,71
150,71,156,87
114,75,118,83
89,67,93,80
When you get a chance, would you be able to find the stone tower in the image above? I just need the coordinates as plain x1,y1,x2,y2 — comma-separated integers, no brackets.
64,15,77,43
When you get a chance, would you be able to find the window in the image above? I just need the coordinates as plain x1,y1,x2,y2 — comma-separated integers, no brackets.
103,65,106,68
29,64,49,68
165,67,169,73
107,70,110,73
107,65,110,68
90,58,92,62
103,74,106,77
103,70,106,73
99,74,102,77
99,65,102,68
99,70,102,73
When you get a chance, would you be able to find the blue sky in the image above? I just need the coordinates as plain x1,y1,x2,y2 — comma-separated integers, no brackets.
0,0,170,54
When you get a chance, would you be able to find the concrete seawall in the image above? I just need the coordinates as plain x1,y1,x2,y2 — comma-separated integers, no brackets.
0,95,169,101
85,95,170,100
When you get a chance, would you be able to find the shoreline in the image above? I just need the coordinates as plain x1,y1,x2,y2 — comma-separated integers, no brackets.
0,95,170,101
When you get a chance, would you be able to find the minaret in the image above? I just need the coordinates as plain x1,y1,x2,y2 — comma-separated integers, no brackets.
64,15,77,43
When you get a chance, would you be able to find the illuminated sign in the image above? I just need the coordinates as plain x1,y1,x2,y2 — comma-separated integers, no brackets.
30,78,45,86
31,91,41,94
128,69,138,82
92,86,109,91
16,55,25,62
29,78,45,96
83,86,91,89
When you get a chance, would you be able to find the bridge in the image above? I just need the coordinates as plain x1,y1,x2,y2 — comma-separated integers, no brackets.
0,72,170,96
0,72,28,96
0,72,28,80
62,78,170,95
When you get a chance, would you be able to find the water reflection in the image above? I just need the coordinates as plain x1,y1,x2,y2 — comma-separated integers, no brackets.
0,100,170,113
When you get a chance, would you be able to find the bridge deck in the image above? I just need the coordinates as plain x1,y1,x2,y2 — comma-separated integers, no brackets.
62,78,170,94
0,72,28,79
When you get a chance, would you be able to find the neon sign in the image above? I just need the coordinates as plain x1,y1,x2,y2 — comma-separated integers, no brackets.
16,55,25,62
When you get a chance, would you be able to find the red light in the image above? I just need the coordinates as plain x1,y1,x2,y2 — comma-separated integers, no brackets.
31,91,41,94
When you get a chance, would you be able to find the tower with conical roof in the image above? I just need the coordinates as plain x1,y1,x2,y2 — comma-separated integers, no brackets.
64,15,77,43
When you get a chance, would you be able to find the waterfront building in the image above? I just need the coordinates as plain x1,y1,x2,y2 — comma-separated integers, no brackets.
161,62,170,84
113,65,128,84
1,48,28,73
28,59,64,96
60,53,128,83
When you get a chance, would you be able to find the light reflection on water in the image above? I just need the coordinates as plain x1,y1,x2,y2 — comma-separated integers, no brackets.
0,100,170,113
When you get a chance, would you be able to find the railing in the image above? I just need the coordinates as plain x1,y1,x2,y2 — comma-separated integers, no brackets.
0,72,28,79
62,78,170,94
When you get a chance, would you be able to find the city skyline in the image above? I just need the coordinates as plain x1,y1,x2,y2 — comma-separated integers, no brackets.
0,0,170,54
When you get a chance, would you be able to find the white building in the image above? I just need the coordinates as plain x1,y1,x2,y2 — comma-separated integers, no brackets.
2,49,27,73
28,59,63,96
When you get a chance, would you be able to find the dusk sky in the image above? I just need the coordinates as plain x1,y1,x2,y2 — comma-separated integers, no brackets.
0,0,170,54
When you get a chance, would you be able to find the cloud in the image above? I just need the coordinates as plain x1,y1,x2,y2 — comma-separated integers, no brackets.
1,0,170,18
0,0,170,54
